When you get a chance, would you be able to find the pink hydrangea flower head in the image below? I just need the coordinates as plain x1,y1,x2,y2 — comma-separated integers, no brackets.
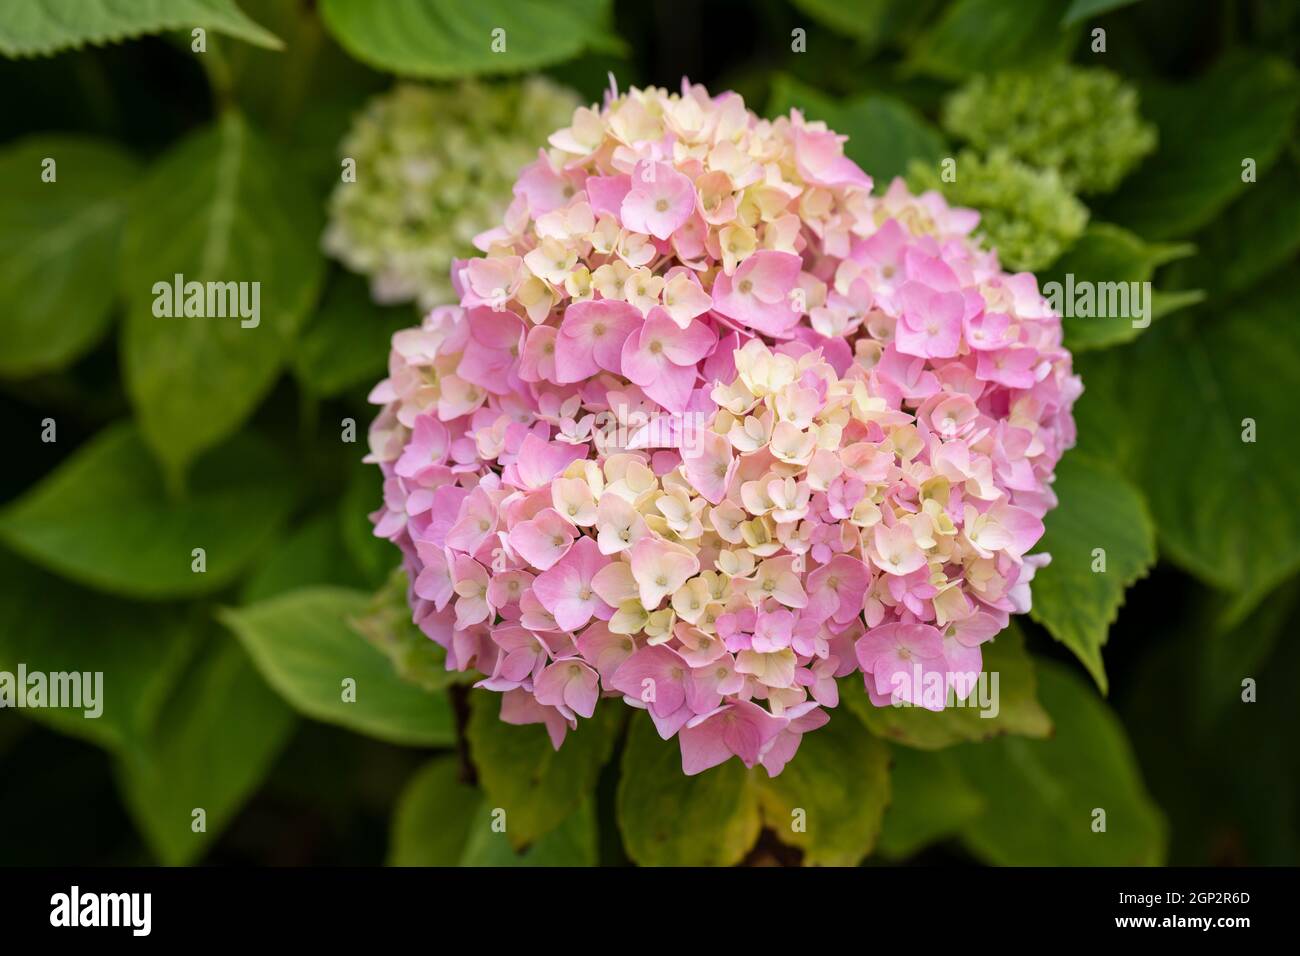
366,79,1079,776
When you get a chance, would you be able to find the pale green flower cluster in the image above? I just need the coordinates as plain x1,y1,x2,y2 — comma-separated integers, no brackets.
324,78,581,309
942,65,1157,194
908,149,1089,273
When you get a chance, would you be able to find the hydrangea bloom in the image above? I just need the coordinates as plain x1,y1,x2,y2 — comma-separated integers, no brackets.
324,78,580,309
908,148,1089,272
366,81,1080,776
942,66,1157,194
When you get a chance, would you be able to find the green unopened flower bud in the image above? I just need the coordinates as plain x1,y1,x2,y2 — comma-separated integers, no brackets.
942,65,1157,194
908,149,1089,273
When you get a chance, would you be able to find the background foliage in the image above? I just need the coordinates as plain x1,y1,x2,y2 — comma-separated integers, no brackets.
1,0,1297,866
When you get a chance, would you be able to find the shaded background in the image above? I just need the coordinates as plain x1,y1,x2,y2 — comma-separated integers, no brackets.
1,0,1298,866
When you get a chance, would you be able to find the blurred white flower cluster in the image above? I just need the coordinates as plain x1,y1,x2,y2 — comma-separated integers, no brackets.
324,78,581,309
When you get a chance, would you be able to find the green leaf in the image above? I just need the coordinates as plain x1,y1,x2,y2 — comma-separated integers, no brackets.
758,710,891,865
221,587,454,746
0,548,201,754
0,423,295,599
767,75,947,183
240,512,365,604
1082,272,1300,615
121,111,324,479
389,756,599,866
340,461,397,589
224,0,384,155
1149,288,1208,322
1194,581,1299,731
789,0,880,45
1062,0,1142,25
115,635,296,865
616,712,761,866
1121,608,1300,865
908,0,1076,81
843,98,948,184
294,272,413,398
0,136,138,378
877,746,984,859
467,689,620,849
1029,455,1156,693
1043,222,1198,352
319,0,619,79
954,659,1166,865
1100,55,1300,239
841,623,1052,749
388,756,481,866
788,0,903,49
1068,348,1142,469
0,0,282,57
458,799,597,866
351,568,472,693
1165,157,1300,301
